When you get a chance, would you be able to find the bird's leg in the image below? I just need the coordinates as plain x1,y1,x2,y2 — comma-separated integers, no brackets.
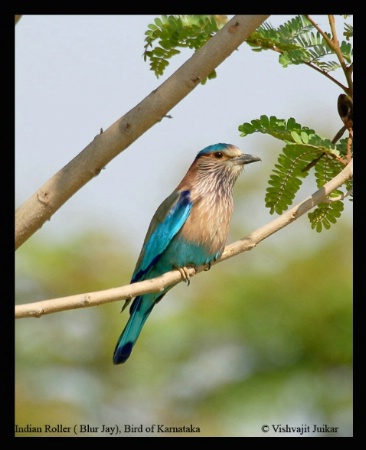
204,261,211,271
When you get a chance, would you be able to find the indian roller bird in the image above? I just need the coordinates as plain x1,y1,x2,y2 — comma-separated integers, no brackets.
113,143,261,364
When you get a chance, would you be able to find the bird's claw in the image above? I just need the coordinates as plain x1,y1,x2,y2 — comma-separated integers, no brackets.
176,266,192,286
204,261,211,271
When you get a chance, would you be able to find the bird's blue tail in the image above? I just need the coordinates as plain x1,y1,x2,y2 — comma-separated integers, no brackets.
113,296,155,364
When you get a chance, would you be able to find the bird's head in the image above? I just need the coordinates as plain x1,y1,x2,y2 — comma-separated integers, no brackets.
178,143,261,194
194,143,261,180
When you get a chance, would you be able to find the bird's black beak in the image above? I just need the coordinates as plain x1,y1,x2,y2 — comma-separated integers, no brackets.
236,154,261,165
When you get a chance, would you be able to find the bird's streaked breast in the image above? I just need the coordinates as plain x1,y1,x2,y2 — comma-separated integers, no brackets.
179,189,233,256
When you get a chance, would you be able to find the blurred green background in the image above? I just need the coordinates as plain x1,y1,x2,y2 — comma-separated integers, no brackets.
15,196,352,437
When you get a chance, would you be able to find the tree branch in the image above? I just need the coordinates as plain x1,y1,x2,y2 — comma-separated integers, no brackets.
305,14,353,96
15,15,270,250
15,159,353,319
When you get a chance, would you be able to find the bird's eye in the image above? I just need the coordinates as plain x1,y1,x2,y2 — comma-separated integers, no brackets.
215,152,223,158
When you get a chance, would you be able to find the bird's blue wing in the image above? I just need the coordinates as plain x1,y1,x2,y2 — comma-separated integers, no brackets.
131,189,192,282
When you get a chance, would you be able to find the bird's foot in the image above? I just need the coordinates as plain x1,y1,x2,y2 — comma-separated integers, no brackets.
204,261,211,271
176,266,193,286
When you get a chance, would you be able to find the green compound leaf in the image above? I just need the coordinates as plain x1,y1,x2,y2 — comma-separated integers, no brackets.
264,143,321,215
239,115,315,142
308,196,344,232
143,15,227,80
246,15,353,72
343,22,353,41
239,115,352,230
